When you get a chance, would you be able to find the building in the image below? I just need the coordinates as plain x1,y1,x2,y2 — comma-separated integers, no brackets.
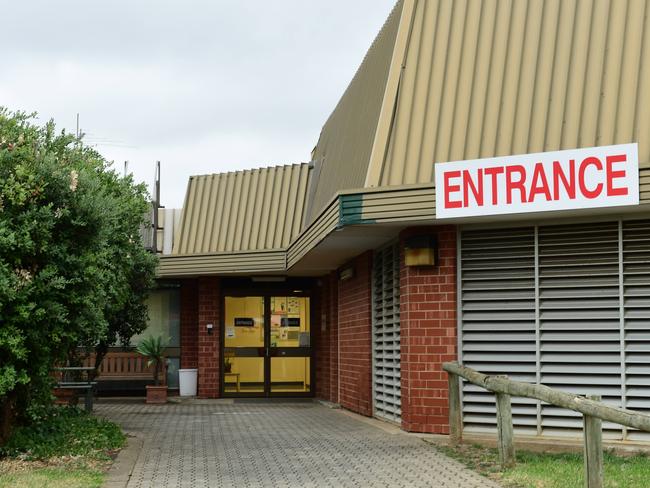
139,0,650,441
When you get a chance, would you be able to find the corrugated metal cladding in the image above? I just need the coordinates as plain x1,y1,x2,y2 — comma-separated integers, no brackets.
368,0,650,187
173,164,310,254
157,250,286,277
372,243,401,422
304,0,404,224
459,219,650,441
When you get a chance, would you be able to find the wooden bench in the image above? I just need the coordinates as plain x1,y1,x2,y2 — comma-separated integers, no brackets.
84,352,163,381
82,352,166,395
53,367,97,412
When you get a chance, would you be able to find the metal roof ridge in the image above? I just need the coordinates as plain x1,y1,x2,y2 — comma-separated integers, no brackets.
187,162,308,180
317,0,405,129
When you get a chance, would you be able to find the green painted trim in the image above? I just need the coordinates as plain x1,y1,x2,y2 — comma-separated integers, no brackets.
338,194,377,227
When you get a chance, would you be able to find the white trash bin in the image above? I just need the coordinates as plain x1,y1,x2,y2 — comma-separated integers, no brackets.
178,368,198,397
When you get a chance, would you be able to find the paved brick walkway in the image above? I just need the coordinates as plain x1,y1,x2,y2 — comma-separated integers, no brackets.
97,399,500,488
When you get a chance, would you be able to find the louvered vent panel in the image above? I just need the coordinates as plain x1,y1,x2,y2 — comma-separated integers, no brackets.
538,222,623,439
460,228,537,435
461,219,650,441
372,243,401,422
623,219,650,442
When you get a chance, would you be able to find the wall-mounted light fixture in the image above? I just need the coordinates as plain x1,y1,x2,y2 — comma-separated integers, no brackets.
339,265,355,281
404,235,437,267
206,323,214,335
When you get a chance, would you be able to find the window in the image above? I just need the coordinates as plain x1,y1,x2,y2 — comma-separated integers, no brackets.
132,287,180,347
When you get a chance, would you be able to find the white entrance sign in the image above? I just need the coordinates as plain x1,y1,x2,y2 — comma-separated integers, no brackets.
434,143,639,218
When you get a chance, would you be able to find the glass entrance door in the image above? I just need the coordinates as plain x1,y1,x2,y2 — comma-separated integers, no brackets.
223,296,265,394
222,295,312,396
269,297,311,394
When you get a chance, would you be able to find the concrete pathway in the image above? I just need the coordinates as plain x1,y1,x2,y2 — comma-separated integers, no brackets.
97,399,500,488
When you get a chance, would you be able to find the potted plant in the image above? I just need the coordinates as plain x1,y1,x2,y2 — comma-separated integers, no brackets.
137,335,169,404
224,358,232,373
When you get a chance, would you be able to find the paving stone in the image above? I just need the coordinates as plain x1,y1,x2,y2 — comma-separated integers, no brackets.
96,400,501,488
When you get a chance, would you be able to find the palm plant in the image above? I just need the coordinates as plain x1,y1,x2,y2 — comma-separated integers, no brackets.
136,335,169,386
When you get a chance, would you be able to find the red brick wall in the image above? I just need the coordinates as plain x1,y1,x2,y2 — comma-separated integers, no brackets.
180,279,198,369
314,272,340,404
338,252,373,416
197,277,220,398
327,272,339,404
314,278,330,400
399,226,458,434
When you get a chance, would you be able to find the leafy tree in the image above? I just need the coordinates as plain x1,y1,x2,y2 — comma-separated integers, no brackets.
86,158,158,375
0,109,158,442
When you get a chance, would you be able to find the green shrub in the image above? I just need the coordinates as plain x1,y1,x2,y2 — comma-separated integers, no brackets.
0,406,125,460
0,108,158,440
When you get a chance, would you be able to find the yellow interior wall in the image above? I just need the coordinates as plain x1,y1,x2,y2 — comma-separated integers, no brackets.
224,296,310,385
224,297,265,348
270,357,310,385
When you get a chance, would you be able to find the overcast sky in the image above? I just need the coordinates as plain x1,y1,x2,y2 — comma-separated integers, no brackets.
1,0,396,208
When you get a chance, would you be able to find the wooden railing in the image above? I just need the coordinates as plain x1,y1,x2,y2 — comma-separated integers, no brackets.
443,361,650,488
83,352,164,382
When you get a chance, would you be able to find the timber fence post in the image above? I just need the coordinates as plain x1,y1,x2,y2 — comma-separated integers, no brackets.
495,383,515,468
583,394,603,488
448,371,462,445
442,362,650,484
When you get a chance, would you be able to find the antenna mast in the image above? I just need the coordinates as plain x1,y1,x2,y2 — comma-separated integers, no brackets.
151,161,161,253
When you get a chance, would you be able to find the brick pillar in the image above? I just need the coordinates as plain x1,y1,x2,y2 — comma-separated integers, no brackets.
314,278,330,401
400,225,458,434
313,272,341,404
197,277,220,398
338,251,373,416
328,272,339,404
180,279,198,369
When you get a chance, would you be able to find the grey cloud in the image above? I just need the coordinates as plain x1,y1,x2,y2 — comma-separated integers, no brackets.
1,0,397,207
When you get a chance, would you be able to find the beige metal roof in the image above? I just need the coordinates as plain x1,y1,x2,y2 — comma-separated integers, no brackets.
158,250,286,277
173,163,310,254
161,0,650,276
365,0,650,187
304,0,404,224
159,166,650,277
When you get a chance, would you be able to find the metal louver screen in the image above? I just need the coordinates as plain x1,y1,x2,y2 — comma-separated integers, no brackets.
623,220,650,442
460,227,537,435
372,243,401,422
460,219,650,441
538,222,622,438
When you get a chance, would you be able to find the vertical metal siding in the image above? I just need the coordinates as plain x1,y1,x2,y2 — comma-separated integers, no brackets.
368,0,650,188
305,0,404,224
461,218,650,440
173,163,310,254
372,243,402,422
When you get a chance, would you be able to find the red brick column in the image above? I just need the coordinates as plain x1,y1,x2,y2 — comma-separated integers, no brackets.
180,279,198,369
338,252,373,416
314,278,330,401
313,272,340,404
197,277,220,398
328,272,339,404
400,225,457,434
